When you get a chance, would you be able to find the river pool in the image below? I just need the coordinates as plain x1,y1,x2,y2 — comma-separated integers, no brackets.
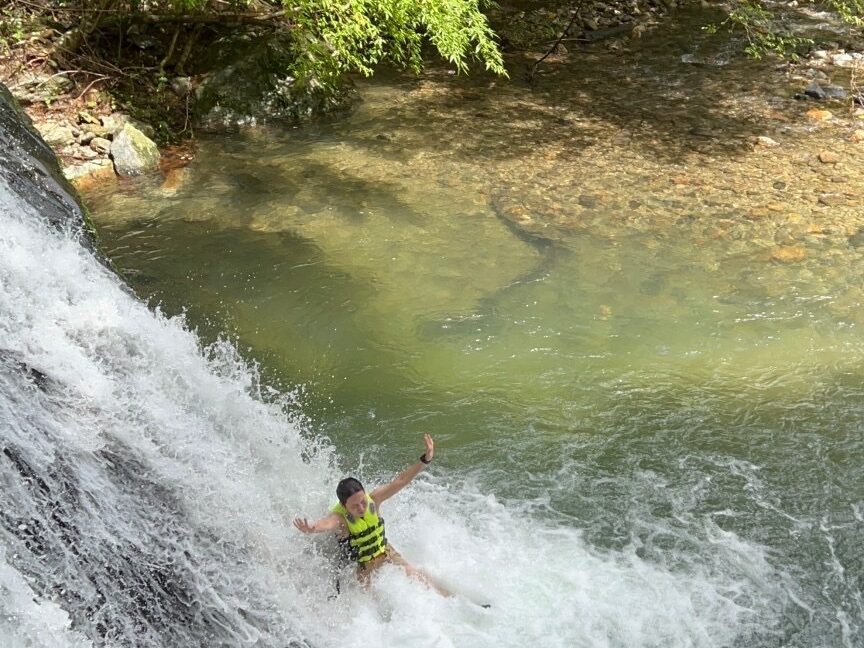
80,14,864,646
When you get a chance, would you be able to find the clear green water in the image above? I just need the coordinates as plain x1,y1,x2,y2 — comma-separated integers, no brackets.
81,20,864,643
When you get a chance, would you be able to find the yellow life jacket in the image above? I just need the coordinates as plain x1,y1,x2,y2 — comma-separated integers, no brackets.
331,494,387,564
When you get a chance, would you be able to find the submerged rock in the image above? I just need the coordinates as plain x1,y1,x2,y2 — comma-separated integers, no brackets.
806,109,833,122
803,82,827,100
770,246,807,263
848,228,864,247
756,135,780,147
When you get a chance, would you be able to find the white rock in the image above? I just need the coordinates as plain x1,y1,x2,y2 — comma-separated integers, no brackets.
36,122,74,147
90,137,111,155
63,159,115,183
110,123,161,176
75,147,99,160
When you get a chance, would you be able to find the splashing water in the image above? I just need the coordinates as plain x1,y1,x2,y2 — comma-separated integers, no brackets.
2,165,813,648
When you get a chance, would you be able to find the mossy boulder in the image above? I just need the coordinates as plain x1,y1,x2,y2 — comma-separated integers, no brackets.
194,33,355,131
110,123,161,176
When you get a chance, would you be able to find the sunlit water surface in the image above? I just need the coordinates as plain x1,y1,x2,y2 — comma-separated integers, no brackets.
77,18,864,646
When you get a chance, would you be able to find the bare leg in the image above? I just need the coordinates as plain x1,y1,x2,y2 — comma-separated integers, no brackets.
386,548,452,597
401,562,452,598
356,547,452,597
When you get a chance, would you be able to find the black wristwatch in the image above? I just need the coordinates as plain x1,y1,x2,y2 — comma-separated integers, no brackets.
420,453,432,464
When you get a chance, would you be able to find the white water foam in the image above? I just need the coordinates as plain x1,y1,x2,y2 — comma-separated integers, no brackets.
1,172,793,647
0,547,93,648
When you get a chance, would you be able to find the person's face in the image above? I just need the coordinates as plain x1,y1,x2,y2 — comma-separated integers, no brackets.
345,490,368,518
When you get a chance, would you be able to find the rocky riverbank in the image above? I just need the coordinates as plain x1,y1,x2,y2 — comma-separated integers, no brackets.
1,64,186,190
2,0,862,196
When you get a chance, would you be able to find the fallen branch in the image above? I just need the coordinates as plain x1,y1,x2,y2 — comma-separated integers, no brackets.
75,73,111,99
528,10,581,84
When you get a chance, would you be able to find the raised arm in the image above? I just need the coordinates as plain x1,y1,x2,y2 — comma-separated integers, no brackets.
370,434,435,505
293,512,344,535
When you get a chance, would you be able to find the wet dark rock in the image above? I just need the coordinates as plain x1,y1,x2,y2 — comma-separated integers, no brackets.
800,82,848,101
803,82,826,100
823,85,847,99
0,83,91,240
0,349,54,392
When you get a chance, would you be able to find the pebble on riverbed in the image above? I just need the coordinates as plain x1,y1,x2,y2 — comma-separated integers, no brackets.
806,109,833,122
770,246,807,263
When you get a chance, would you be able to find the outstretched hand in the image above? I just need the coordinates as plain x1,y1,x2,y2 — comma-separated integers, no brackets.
293,517,314,534
423,433,434,462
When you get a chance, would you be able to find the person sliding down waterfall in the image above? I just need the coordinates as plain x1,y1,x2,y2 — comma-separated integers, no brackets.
293,434,451,597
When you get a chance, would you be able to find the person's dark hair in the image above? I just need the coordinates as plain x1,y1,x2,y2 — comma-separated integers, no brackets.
336,477,365,505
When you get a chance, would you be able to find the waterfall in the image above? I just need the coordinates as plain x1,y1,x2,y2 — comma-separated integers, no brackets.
1,85,797,648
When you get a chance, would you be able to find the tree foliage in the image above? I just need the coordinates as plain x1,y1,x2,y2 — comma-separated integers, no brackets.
826,0,864,26
710,0,863,59
2,0,506,92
